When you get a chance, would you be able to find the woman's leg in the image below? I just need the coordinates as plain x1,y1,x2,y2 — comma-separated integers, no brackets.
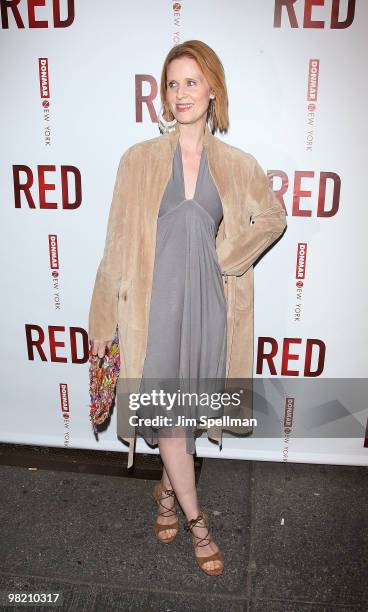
157,427,222,572
161,465,172,489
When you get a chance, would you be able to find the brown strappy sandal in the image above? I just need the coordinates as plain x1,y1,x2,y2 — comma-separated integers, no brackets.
184,509,224,576
152,481,179,544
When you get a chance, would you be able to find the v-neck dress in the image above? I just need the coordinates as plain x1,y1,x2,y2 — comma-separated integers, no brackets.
136,140,227,453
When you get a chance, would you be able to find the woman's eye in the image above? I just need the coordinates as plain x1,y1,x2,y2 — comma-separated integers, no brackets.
168,81,196,87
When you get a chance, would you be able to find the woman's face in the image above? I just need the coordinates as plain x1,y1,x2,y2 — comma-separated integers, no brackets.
165,56,213,127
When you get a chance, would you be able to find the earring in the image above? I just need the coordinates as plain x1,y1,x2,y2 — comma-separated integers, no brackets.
208,97,215,127
158,106,177,134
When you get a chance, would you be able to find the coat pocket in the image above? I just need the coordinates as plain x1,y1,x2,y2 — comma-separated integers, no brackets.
234,272,252,311
118,279,132,325
119,279,132,303
222,274,228,303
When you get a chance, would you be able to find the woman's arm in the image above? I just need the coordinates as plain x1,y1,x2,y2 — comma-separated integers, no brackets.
88,149,131,341
216,156,287,277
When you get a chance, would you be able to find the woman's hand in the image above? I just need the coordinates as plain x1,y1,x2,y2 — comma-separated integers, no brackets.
91,339,113,359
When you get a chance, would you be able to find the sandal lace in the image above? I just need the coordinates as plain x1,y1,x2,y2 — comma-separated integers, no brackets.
156,485,177,518
184,512,212,548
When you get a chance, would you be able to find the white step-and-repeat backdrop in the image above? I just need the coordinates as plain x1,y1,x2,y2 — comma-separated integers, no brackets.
1,0,367,466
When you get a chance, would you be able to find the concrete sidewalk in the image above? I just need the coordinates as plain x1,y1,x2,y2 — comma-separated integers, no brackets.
0,451,366,611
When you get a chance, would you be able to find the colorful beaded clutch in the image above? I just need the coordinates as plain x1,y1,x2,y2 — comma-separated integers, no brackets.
88,326,120,434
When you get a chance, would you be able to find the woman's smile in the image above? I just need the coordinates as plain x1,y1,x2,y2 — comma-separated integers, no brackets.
176,103,194,112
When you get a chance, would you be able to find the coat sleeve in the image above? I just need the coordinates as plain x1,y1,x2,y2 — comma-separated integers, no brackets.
88,149,131,341
216,156,287,277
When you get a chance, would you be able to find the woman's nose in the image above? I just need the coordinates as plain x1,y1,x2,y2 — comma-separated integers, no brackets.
176,84,188,98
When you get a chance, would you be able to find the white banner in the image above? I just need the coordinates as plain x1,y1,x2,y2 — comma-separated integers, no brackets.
1,0,367,466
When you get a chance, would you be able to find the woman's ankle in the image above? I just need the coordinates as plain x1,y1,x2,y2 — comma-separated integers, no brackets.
160,478,173,490
185,509,201,522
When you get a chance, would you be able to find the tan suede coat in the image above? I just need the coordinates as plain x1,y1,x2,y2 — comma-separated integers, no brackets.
88,122,287,467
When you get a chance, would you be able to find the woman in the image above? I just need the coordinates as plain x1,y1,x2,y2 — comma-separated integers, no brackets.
89,40,287,577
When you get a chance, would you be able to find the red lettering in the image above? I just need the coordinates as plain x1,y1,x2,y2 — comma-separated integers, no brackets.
60,165,82,209
331,0,356,28
0,0,24,28
53,0,74,28
49,325,67,362
38,164,57,208
0,0,75,29
274,0,355,28
281,338,301,375
13,165,35,208
304,0,325,29
28,0,48,28
274,0,298,28
256,337,326,375
12,165,82,209
135,74,158,123
293,171,314,217
25,325,88,363
265,169,341,217
304,339,325,375
318,172,340,216
25,324,48,361
256,337,279,375
268,170,289,208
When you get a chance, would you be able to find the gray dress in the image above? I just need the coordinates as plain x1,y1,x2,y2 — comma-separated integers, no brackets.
137,140,227,453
